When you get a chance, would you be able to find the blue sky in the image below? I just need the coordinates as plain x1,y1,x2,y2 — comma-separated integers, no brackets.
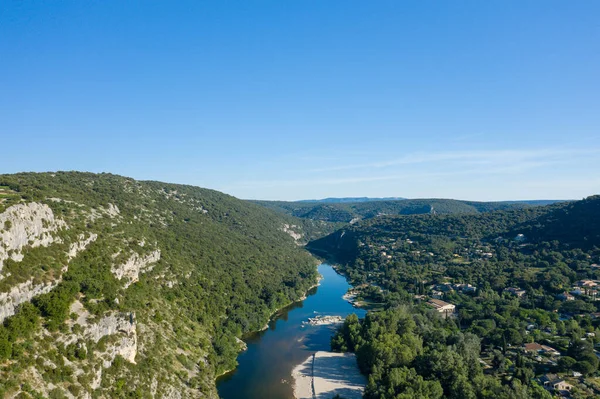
1,1,599,201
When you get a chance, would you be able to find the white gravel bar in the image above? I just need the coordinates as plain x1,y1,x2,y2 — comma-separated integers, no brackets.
292,351,366,399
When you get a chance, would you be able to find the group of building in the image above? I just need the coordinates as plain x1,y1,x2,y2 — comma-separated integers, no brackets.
557,279,600,301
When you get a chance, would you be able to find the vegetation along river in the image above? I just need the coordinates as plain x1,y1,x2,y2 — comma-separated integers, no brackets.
216,263,366,399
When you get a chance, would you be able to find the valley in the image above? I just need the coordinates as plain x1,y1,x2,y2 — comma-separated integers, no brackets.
0,172,598,399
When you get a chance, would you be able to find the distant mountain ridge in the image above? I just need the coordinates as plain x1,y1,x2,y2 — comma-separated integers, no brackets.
252,198,567,224
296,197,563,205
296,197,406,203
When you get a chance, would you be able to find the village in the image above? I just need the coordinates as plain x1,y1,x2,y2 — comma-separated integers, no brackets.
341,229,600,397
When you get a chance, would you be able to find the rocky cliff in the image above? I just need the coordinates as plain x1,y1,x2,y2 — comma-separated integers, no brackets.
0,202,67,273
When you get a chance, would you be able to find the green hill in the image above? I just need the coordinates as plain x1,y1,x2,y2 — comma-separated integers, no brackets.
510,195,600,250
308,196,600,399
0,172,322,398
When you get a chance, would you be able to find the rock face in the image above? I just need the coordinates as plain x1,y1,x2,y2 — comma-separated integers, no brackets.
103,203,120,218
0,227,98,323
86,203,121,222
60,302,138,392
86,312,138,366
0,202,67,273
112,250,161,289
0,279,59,322
68,233,98,260
282,223,303,242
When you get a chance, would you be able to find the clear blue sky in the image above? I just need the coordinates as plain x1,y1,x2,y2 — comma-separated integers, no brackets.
1,1,599,201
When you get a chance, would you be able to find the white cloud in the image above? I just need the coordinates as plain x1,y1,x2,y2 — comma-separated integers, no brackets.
306,148,600,173
220,146,600,200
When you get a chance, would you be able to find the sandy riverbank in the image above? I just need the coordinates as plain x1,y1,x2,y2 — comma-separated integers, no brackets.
292,351,366,399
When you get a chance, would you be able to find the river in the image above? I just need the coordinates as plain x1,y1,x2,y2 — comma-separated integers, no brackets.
216,263,366,399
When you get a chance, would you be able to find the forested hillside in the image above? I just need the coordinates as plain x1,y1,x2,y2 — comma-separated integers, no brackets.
254,198,562,224
311,197,600,398
0,172,322,398
510,195,600,250
297,197,405,203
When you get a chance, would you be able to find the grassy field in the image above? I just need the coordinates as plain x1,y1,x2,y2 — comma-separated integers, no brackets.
451,257,471,264
0,186,20,212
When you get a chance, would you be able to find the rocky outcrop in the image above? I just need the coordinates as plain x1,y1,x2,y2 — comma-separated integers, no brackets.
68,233,98,260
61,304,138,390
235,337,248,351
104,203,120,217
112,250,161,289
87,312,138,366
0,279,59,322
86,203,121,222
282,223,303,242
162,385,184,399
0,202,67,273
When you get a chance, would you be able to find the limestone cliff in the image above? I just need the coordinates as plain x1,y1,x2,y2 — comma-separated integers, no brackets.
0,202,67,274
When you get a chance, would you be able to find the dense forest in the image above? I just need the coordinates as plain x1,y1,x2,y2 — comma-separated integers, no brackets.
0,172,329,398
312,196,600,398
254,198,562,224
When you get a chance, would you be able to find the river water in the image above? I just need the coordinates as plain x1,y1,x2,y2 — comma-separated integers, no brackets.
216,263,366,399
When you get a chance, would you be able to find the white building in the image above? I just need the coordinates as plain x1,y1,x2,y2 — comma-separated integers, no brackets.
427,299,456,316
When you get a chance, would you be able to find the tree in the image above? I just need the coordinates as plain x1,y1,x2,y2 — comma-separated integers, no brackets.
557,356,576,372
0,328,12,359
568,339,599,374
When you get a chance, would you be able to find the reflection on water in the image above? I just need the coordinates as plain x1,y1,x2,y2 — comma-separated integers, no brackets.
216,264,365,399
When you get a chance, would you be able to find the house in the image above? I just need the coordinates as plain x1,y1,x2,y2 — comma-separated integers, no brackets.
427,299,456,316
523,343,559,355
539,374,573,392
552,379,573,392
515,233,527,242
557,292,575,301
577,279,598,288
539,374,559,386
541,345,561,356
462,285,477,293
430,290,443,299
504,287,526,298
453,283,477,293
523,343,544,353
438,284,454,293
576,280,599,296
